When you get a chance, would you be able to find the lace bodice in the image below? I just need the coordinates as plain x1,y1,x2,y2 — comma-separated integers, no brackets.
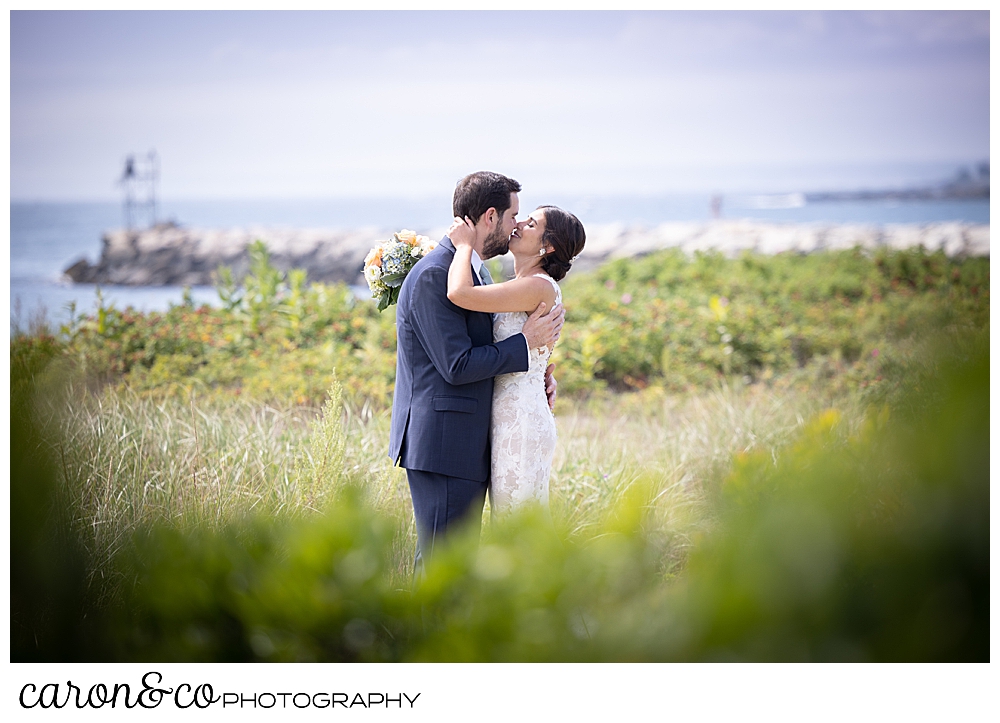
489,274,561,514
492,274,562,380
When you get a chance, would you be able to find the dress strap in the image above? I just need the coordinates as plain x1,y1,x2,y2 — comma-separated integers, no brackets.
532,273,562,303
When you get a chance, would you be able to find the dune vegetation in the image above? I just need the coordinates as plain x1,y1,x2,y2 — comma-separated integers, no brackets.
11,242,989,661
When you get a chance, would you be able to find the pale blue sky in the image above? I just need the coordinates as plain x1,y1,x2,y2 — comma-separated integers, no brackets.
10,10,990,201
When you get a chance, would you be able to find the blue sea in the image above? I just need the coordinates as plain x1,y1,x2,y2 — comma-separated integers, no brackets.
8,195,990,333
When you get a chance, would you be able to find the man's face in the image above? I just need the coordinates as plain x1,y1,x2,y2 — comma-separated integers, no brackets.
482,192,520,260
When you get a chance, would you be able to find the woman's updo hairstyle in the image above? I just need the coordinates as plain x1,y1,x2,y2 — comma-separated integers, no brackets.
537,205,586,282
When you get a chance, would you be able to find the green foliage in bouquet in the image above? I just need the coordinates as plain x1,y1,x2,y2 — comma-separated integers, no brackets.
374,275,405,312
363,231,436,311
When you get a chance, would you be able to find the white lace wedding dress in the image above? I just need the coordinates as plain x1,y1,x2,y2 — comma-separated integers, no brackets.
489,273,561,514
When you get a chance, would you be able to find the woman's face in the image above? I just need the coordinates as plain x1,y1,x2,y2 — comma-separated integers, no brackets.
511,209,549,258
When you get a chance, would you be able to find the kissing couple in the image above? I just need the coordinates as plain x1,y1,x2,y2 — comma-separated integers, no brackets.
388,171,586,575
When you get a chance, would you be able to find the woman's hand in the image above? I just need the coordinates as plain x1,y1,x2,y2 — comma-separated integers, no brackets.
544,363,558,411
521,302,564,351
448,216,476,249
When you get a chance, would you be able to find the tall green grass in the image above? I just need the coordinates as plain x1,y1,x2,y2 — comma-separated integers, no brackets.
36,360,856,598
13,330,985,661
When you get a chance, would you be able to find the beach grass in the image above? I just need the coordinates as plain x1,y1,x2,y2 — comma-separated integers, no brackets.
38,366,868,598
14,330,986,661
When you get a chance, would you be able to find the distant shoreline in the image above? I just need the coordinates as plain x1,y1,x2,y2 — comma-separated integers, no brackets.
61,219,990,288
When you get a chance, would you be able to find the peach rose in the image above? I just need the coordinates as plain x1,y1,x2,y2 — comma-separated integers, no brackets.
396,230,418,246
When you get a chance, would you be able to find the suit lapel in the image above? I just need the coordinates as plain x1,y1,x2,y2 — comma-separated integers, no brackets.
439,235,491,324
440,236,482,287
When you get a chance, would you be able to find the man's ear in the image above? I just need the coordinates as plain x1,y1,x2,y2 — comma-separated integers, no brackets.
482,208,498,228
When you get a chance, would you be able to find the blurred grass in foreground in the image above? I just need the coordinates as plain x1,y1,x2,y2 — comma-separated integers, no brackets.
12,329,987,661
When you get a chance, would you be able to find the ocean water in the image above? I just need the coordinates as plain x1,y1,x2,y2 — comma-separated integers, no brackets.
9,195,990,332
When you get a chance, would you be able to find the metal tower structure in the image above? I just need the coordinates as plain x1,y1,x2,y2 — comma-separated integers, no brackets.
119,150,159,230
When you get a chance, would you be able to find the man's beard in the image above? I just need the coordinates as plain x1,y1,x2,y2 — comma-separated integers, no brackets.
481,223,510,260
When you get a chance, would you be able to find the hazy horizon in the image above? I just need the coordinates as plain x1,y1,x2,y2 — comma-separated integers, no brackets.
11,10,989,202
9,158,987,205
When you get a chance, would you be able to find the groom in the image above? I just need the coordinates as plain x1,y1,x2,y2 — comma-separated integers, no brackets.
389,171,564,574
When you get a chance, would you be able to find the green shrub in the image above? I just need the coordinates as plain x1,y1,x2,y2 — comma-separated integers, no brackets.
554,247,988,394
36,244,989,409
61,242,397,409
100,489,401,662
667,332,988,661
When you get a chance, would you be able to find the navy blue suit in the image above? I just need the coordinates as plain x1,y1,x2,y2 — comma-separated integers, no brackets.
389,237,528,571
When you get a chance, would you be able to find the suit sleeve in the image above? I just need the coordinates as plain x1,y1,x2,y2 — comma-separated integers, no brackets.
409,265,529,386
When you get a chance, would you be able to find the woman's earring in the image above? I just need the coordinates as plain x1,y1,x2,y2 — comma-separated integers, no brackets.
539,248,546,257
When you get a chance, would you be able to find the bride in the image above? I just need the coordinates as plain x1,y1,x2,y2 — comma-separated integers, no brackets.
446,206,586,514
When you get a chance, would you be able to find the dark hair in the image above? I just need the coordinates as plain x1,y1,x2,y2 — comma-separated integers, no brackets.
538,206,586,281
452,171,521,224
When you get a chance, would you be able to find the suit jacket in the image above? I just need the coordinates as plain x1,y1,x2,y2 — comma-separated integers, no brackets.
388,236,529,482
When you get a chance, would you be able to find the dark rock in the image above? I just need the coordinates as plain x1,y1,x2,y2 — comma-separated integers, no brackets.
62,258,95,283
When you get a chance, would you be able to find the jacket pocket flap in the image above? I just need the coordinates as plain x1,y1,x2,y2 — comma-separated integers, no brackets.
432,396,477,414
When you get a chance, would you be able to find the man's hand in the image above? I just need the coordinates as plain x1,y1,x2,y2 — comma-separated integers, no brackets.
522,302,565,350
447,216,476,249
544,363,558,410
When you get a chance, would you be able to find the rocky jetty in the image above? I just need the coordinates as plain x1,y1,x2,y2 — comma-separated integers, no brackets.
63,220,989,287
572,220,990,273
63,222,385,286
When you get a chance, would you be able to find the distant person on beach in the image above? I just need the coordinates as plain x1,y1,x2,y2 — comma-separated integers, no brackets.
388,171,565,575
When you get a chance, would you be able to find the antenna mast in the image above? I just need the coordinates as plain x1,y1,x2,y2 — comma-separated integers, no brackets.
119,150,159,230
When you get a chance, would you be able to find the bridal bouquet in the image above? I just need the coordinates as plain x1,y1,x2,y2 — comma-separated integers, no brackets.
364,230,437,311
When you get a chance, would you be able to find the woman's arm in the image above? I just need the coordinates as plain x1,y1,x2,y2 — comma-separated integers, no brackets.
447,239,478,303
409,265,530,386
449,271,556,314
446,218,557,314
